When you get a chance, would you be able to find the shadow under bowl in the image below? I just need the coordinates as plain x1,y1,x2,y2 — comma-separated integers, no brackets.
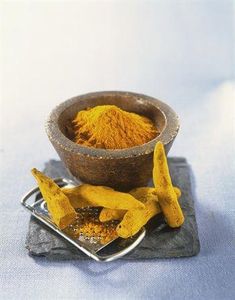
46,91,180,191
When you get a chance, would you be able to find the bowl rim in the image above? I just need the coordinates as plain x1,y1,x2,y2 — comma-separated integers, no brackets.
45,91,180,159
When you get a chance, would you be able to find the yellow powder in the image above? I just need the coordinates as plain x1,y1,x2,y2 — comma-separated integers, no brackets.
72,105,159,149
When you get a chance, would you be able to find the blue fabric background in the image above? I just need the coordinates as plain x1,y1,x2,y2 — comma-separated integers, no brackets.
1,1,234,299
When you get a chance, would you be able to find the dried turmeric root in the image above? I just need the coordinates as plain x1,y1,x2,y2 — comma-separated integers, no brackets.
153,142,184,228
131,187,181,201
61,184,144,210
62,187,92,209
99,187,157,222
116,188,161,238
173,187,181,198
99,208,126,222
31,169,77,229
99,186,181,222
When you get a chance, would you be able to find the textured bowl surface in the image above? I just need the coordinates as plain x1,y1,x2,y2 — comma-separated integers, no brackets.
46,91,180,190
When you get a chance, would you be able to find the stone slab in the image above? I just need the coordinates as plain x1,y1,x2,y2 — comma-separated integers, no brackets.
25,158,200,260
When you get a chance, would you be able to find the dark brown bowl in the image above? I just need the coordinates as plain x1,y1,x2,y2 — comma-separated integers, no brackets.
45,91,180,191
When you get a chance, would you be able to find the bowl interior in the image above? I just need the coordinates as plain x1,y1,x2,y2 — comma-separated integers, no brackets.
57,94,166,144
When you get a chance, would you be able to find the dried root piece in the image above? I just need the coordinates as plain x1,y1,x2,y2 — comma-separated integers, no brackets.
173,187,181,198
99,186,181,222
129,187,158,202
153,142,184,228
61,184,144,210
130,186,181,201
99,187,157,223
99,208,126,222
116,188,161,238
62,187,92,208
31,169,77,229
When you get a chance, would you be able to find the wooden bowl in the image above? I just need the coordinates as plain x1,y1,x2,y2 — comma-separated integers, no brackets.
46,91,180,191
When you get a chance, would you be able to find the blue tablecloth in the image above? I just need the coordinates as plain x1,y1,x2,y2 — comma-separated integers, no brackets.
1,1,234,299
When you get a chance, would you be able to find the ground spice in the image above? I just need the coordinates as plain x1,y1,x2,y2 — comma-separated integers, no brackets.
72,105,159,149
64,208,118,245
77,220,118,244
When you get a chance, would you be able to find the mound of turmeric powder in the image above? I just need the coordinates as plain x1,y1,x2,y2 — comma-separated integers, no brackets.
72,105,159,149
